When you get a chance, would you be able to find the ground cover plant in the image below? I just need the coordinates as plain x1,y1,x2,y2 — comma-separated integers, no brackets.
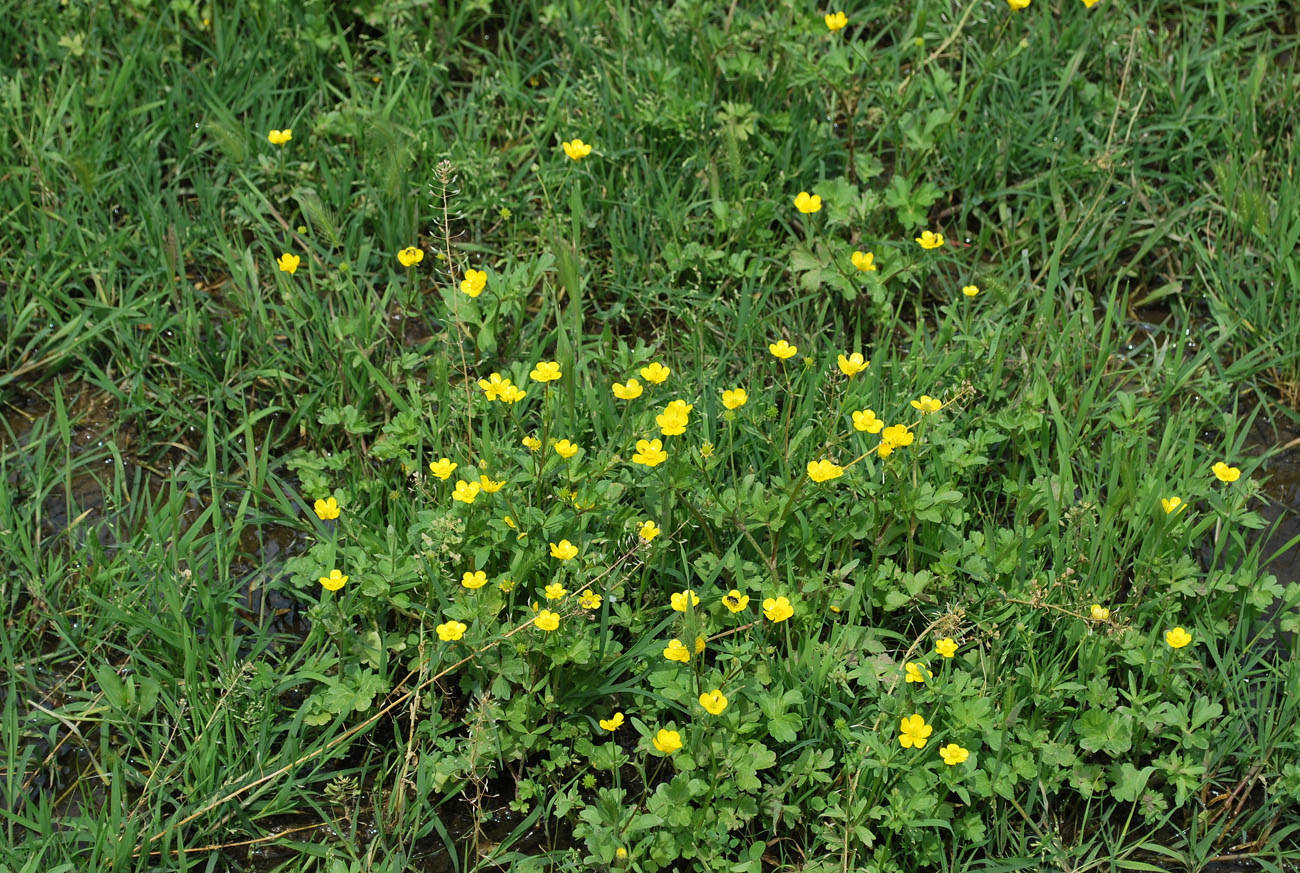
3,0,1300,871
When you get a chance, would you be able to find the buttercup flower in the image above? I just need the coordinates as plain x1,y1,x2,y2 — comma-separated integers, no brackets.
1161,496,1186,515
939,744,970,766
641,362,670,384
460,268,487,297
694,635,706,655
498,578,516,592
723,590,750,613
313,497,340,520
911,395,942,414
806,460,844,483
663,638,691,663
935,638,958,658
905,662,932,684
579,590,602,610
1090,604,1110,621
853,409,884,434
436,620,467,641
763,596,794,622
550,539,579,561
319,569,348,591
522,435,542,452
1165,626,1192,649
498,384,526,404
1007,0,1030,7
535,610,561,631
671,589,700,612
656,400,693,436
962,284,980,297
898,714,933,749
824,11,847,30
554,439,579,459
1082,0,1100,6
851,250,877,271
879,424,915,458
452,480,481,503
1212,462,1241,483
794,192,822,214
599,712,625,731
698,690,728,715
397,246,424,267
531,361,562,382
429,458,458,479
915,231,945,249
652,729,682,754
613,378,644,400
722,388,748,410
461,571,488,590
638,520,660,542
277,253,300,274
769,339,798,359
562,138,593,160
544,582,568,601
838,353,868,377
699,442,714,458
267,128,292,145
479,373,510,400
632,438,668,467
479,476,505,493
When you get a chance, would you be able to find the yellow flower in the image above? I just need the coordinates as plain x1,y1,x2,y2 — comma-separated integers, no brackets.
613,378,644,400
939,744,969,766
562,138,593,160
806,459,844,483
880,424,915,455
699,442,714,458
460,268,487,297
1007,0,1030,7
498,578,516,592
698,689,728,715
663,638,691,663
478,372,510,400
915,231,945,249
313,497,340,520
905,662,932,684
479,476,505,493
1212,462,1241,483
1082,0,1100,7
652,728,682,754
397,246,424,267
550,539,579,561
722,590,749,613
837,353,869,377
554,439,579,459
853,409,884,434
267,128,292,145
851,250,877,272
656,400,693,436
452,479,481,503
1090,604,1110,621
670,589,700,612
616,848,627,860
898,713,933,749
436,620,467,641
499,384,526,404
461,571,488,590
1161,496,1186,515
763,595,794,622
911,395,942,414
277,252,301,274
722,388,748,410
935,637,957,658
641,362,670,384
694,635,706,654
769,339,798,359
530,361,562,382
522,435,542,452
599,712,625,731
319,569,348,591
794,192,822,214
1165,626,1192,649
429,458,458,479
638,520,660,542
535,609,561,631
579,590,602,609
961,284,980,297
632,438,668,467
544,582,568,600
824,11,848,30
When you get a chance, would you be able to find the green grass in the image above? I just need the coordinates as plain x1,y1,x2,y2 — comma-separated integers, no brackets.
3,0,1300,871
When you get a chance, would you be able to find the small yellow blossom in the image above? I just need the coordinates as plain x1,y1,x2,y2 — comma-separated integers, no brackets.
663,638,691,663
461,571,488,590
656,399,693,436
898,713,933,749
1090,604,1111,621
1212,462,1241,483
837,353,868,377
632,438,668,467
1165,626,1192,649
879,424,915,456
530,361,562,382
935,638,957,658
599,712,624,731
436,620,467,641
962,284,980,297
319,569,348,591
277,253,300,274
478,372,510,400
499,384,526,404
313,497,340,520
498,578,516,592
1007,0,1030,8
915,231,945,249
794,192,822,214
853,410,884,434
562,138,593,160
806,459,844,483
694,635,706,654
698,689,728,715
429,458,458,479
535,609,561,631
939,744,969,765
522,435,542,452
905,662,932,684
460,268,487,297
699,442,714,458
1161,496,1186,515
638,520,660,542
911,395,942,414
1082,0,1100,7
553,439,579,460
613,378,644,400
652,728,682,754
579,590,602,609
479,476,505,493
452,480,481,503
824,11,848,30
267,128,292,145
769,339,798,359
545,582,568,600
671,589,700,612
723,590,749,613
550,539,579,560
763,595,794,622
851,250,877,271
722,388,748,409
641,362,670,384
397,246,424,267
